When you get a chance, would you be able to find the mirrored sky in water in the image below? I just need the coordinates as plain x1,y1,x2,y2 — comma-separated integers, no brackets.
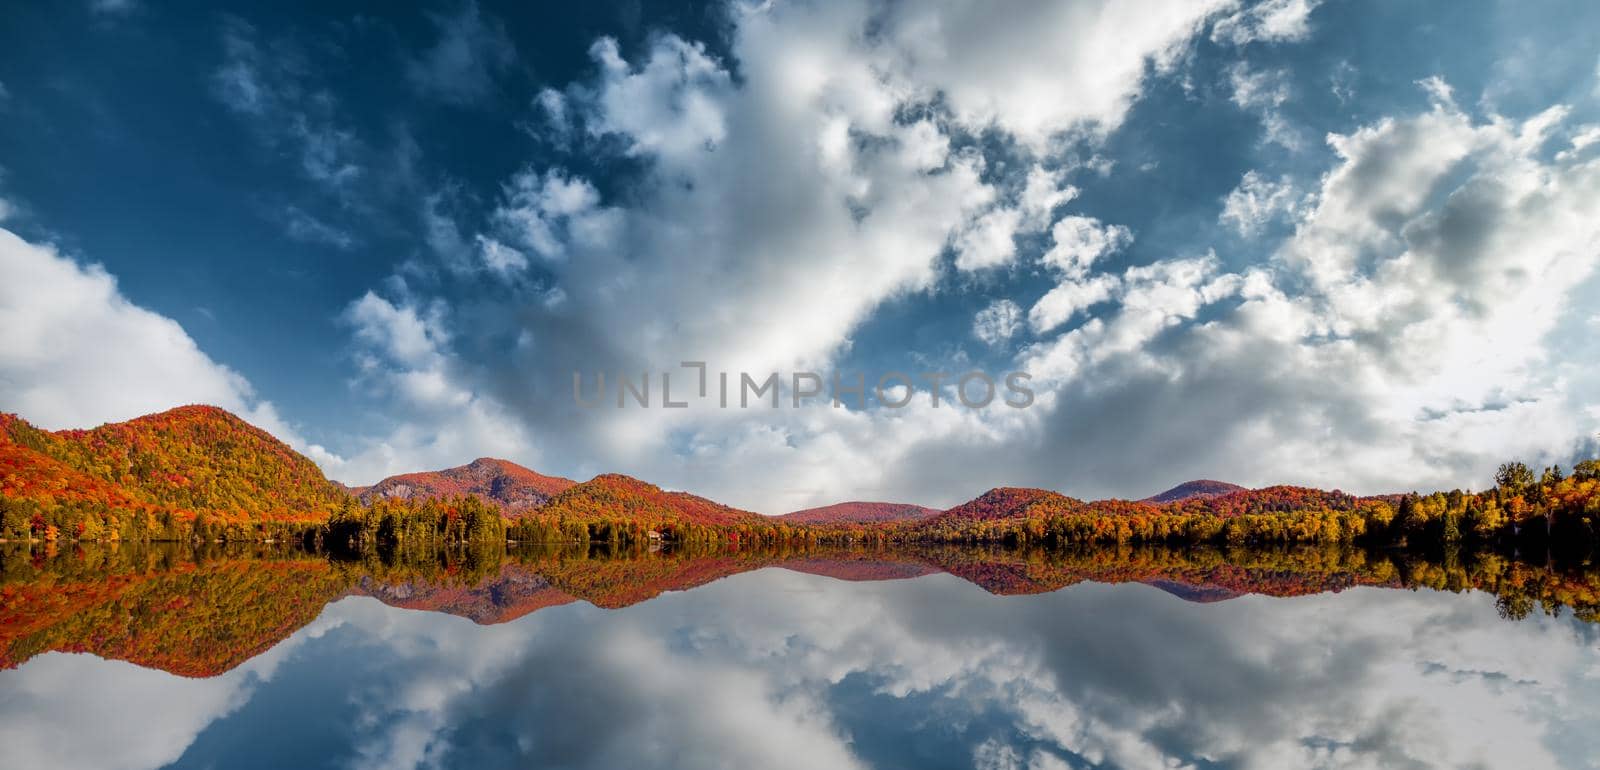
4,569,1599,770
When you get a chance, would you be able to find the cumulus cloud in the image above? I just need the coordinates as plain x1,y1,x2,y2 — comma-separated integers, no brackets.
314,4,1599,509
1219,170,1300,237
875,0,1234,150
1028,273,1121,335
0,228,312,450
973,299,1024,346
1039,215,1133,277
1010,91,1600,497
490,168,619,261
331,291,534,484
330,0,1227,495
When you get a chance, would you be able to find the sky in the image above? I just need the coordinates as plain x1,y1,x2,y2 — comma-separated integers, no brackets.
2,0,1600,512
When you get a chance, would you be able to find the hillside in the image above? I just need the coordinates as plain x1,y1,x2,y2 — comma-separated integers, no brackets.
1,406,345,539
355,457,575,514
1143,480,1247,504
931,487,1084,522
536,473,771,530
1162,485,1365,517
780,501,940,524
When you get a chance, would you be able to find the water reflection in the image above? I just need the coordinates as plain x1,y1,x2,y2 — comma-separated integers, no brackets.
2,544,1598,769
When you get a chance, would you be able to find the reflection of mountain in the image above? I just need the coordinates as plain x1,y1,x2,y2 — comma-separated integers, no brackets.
1142,579,1242,603
6,542,1598,679
0,551,348,677
352,565,579,624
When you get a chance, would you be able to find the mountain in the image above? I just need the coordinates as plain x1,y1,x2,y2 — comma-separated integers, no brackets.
931,487,1083,522
0,405,345,529
538,473,769,528
1162,485,1365,517
1143,480,1247,504
779,501,940,524
355,458,575,514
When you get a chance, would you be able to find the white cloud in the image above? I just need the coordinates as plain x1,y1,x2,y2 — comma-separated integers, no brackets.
581,36,732,163
1220,171,1300,237
1227,62,1302,150
1014,89,1600,497
1028,273,1121,335
954,208,1023,271
1039,216,1133,278
1018,165,1079,230
310,0,1254,504
875,0,1234,151
898,119,951,172
475,236,527,276
330,292,533,484
1213,0,1323,46
1227,62,1291,109
320,7,1600,508
0,228,307,447
973,299,1024,346
491,168,618,261
534,87,570,142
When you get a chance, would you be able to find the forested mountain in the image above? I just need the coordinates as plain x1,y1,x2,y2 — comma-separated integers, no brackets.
780,501,940,524
354,457,575,513
1,406,344,541
932,487,1085,522
1143,480,1247,503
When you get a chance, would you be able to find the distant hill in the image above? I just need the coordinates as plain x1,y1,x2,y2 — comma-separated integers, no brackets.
780,501,939,524
1143,480,1247,504
355,457,575,514
931,487,1083,522
538,473,769,529
0,405,345,527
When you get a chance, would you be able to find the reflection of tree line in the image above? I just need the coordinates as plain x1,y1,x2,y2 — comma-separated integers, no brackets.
4,539,1599,678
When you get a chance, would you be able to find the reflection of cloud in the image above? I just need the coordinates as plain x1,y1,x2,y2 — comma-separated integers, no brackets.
5,572,1598,769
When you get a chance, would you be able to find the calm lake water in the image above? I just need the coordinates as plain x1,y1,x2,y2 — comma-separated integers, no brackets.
2,545,1599,769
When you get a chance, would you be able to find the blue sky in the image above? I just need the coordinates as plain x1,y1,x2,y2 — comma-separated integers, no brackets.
2,0,1599,511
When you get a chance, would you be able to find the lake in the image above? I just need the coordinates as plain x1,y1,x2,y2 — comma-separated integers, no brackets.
2,544,1598,769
